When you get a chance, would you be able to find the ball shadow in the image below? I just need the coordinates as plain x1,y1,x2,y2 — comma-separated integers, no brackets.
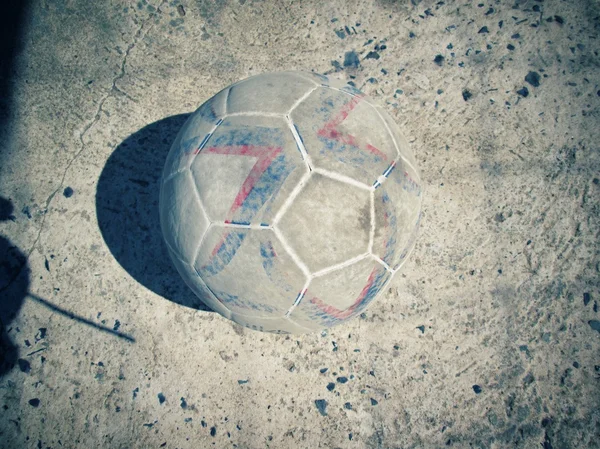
96,114,211,312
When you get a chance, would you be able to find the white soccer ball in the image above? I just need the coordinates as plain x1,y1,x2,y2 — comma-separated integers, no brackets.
159,71,422,334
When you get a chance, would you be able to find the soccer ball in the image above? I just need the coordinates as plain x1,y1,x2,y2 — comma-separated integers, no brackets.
159,71,422,334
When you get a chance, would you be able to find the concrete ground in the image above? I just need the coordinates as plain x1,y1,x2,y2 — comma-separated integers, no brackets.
1,0,599,448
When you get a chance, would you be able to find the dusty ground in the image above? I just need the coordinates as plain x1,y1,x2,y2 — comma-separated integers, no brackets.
1,0,599,448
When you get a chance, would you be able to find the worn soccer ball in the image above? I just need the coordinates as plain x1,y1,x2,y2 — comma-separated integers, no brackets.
159,71,422,334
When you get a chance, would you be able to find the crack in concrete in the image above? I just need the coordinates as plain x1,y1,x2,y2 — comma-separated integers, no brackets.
1,2,167,295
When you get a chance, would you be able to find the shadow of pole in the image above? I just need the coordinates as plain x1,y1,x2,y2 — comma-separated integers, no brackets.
95,114,212,312
0,196,135,378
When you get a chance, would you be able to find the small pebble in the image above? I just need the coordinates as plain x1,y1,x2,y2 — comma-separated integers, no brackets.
473,385,482,394
63,187,74,198
583,292,591,306
517,87,529,97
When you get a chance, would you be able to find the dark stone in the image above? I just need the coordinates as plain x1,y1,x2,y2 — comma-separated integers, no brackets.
434,54,445,66
589,320,600,332
366,51,380,60
343,51,360,68
28,398,40,407
517,87,529,97
462,89,472,101
63,187,74,198
18,358,31,373
583,292,591,306
315,399,328,416
326,382,335,391
525,71,541,87
473,385,482,394
158,393,166,404
370,398,379,406
478,26,489,33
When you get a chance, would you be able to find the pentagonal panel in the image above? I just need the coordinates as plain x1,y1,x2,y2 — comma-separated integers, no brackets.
165,246,232,319
277,173,370,273
190,115,306,225
226,72,316,115
162,88,228,178
193,226,306,317
290,87,398,186
291,259,392,329
159,171,209,263
373,159,422,270
230,313,312,334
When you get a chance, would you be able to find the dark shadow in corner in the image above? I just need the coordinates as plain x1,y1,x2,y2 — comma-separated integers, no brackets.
0,0,31,162
0,197,29,376
95,114,211,312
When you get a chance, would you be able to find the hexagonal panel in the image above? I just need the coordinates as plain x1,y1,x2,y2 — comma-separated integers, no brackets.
290,87,398,186
190,115,306,225
373,159,422,270
277,173,370,273
290,258,392,329
162,88,228,178
226,72,316,115
193,226,306,317
160,171,209,263
165,246,232,319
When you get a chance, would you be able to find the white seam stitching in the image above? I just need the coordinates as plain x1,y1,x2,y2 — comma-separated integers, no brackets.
284,278,311,317
272,227,311,278
211,222,272,230
271,170,312,225
311,252,370,278
372,254,393,272
287,85,319,115
225,111,285,118
189,171,212,226
313,168,372,191
293,73,321,87
223,86,231,115
189,116,225,168
285,115,313,171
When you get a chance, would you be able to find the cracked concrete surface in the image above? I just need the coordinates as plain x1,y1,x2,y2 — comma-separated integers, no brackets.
1,0,599,448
